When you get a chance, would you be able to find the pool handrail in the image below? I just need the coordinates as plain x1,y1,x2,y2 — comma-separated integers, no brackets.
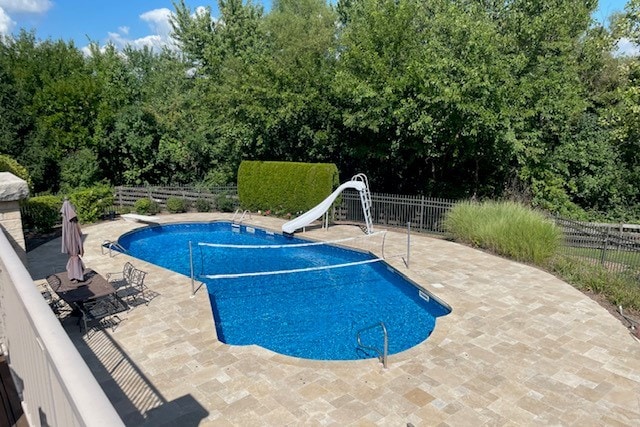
356,321,388,368
101,240,127,257
231,209,251,224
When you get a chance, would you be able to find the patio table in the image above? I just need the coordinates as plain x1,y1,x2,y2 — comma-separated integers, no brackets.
46,269,117,305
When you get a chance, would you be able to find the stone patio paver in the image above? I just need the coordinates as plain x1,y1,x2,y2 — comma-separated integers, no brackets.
27,213,640,426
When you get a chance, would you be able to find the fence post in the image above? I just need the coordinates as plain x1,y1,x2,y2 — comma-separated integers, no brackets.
618,223,623,251
600,226,610,266
406,221,411,268
419,196,425,232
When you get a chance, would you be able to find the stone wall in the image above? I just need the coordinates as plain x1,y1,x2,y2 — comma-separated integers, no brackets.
0,173,29,265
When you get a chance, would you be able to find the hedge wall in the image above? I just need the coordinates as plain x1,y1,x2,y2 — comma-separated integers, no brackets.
21,195,62,232
238,161,339,213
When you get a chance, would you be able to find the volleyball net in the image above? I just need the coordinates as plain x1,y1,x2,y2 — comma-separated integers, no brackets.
193,230,389,281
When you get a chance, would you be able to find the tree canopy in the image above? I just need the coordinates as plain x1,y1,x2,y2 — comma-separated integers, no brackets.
1,0,640,221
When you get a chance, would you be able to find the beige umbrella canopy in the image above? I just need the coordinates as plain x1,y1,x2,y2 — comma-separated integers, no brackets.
60,199,85,281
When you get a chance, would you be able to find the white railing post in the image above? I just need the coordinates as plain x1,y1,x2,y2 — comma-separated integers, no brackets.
0,230,124,426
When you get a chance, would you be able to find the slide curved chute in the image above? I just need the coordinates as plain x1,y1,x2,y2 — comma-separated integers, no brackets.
282,175,372,234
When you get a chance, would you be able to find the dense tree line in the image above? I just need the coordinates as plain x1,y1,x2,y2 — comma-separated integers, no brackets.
1,0,639,220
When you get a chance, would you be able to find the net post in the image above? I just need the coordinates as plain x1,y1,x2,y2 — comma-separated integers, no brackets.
405,222,411,268
189,240,195,297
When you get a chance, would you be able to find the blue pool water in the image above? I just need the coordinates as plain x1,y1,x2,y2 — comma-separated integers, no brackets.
118,222,450,361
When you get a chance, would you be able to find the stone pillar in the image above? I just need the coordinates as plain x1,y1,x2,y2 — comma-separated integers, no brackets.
0,173,29,266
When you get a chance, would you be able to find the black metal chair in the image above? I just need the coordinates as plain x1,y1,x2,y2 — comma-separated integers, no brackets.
107,262,149,307
77,297,125,336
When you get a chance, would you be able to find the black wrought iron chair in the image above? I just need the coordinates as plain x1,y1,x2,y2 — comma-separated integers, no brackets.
78,297,124,336
107,262,149,307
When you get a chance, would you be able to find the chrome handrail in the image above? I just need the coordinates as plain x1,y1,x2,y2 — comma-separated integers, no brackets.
356,321,388,368
231,209,251,223
101,240,127,257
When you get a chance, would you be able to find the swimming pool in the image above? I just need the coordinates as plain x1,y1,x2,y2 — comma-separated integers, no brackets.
117,221,450,361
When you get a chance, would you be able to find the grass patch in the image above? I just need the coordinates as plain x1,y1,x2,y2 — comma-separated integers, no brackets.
444,200,561,264
561,246,640,269
549,255,640,311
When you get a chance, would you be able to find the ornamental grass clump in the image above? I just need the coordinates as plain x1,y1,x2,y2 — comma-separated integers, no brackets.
444,201,561,265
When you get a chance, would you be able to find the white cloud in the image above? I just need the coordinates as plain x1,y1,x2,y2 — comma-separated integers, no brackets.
140,8,172,37
106,30,171,52
0,0,52,14
100,9,178,53
616,37,640,57
0,7,16,35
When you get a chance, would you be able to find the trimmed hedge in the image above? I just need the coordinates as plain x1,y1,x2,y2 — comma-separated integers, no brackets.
238,161,339,213
21,195,63,232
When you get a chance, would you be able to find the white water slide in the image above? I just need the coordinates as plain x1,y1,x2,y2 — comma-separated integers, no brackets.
282,173,373,235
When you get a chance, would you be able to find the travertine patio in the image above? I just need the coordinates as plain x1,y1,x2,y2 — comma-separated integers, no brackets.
27,213,640,426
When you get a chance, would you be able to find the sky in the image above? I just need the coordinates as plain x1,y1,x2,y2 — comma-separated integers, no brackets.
0,0,636,55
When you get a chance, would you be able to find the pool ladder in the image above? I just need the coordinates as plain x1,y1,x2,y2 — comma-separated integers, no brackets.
101,240,127,257
232,209,251,224
356,322,388,368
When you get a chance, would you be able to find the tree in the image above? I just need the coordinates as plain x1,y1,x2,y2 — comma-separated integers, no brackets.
0,31,98,192
333,0,515,196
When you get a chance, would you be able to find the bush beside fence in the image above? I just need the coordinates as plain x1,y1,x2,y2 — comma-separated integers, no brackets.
19,184,640,287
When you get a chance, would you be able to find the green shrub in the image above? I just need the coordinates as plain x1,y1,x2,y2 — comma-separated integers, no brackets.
118,206,133,215
444,200,561,264
550,256,640,311
195,198,211,212
67,185,114,223
237,161,339,213
215,193,236,212
22,195,63,232
0,154,32,189
134,198,160,215
166,197,188,213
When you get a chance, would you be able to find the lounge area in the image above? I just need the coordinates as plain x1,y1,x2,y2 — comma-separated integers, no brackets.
19,212,640,425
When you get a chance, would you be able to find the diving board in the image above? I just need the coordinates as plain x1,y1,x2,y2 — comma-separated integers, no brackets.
121,214,159,224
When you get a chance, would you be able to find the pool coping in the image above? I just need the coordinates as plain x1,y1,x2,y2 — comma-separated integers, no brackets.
27,212,640,426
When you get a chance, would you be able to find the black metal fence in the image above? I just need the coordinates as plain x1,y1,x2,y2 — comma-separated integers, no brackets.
555,217,640,275
335,190,455,234
19,184,640,279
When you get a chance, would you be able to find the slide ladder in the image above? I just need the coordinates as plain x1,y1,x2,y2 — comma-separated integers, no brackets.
353,173,373,234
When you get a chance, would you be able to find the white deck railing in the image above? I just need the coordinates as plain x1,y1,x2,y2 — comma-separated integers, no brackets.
0,229,123,427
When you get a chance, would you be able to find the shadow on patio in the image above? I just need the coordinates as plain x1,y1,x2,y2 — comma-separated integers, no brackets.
64,319,208,426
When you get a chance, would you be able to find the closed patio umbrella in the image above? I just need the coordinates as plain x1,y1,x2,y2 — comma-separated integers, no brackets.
61,199,85,281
